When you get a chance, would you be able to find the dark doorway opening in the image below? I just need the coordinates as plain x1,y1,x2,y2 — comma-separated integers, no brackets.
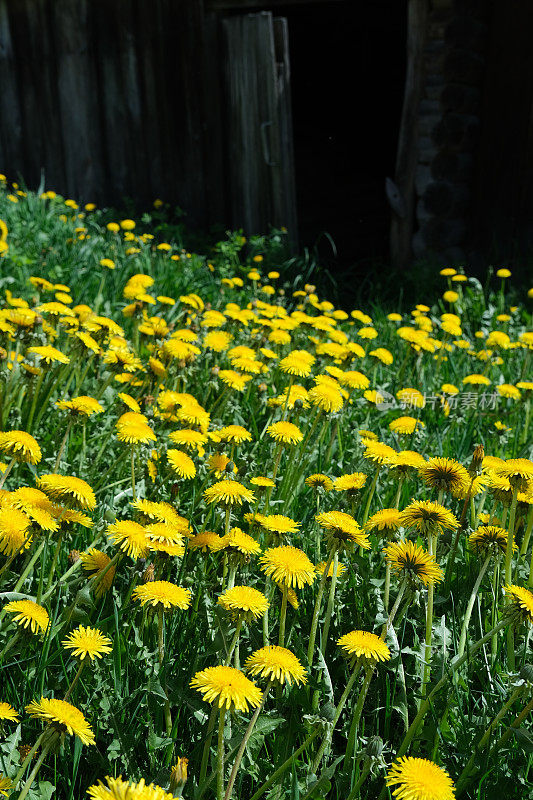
276,1,408,269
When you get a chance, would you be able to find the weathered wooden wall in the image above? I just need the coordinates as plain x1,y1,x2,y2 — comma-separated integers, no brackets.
0,0,227,227
410,0,487,261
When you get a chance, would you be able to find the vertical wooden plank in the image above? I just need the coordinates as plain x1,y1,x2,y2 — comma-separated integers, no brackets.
53,0,105,201
273,16,298,244
0,0,24,178
390,0,429,267
224,11,298,235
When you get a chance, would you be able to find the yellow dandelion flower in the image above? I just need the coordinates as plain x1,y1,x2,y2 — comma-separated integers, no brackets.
316,510,371,551
462,373,491,386
204,480,255,506
308,381,343,413
0,431,41,464
116,412,156,444
315,560,347,579
25,697,95,746
369,347,394,365
0,776,12,797
396,387,425,408
0,506,32,556
495,458,533,490
4,599,49,634
259,546,315,588
257,514,300,536
365,508,403,536
386,756,455,800
245,645,307,686
419,457,470,495
337,630,391,665
218,585,269,621
0,702,19,722
218,370,252,391
279,350,315,377
389,416,424,435
133,581,192,610
336,370,370,390
37,474,96,510
87,776,175,800
305,473,334,491
56,396,104,416
117,392,141,412
188,531,222,552
167,449,196,479
400,500,458,536
504,584,533,625
191,665,263,712
80,549,115,597
468,526,511,555
384,540,443,587
107,519,149,558
217,425,252,444
215,527,261,558
27,345,70,364
250,476,275,488
267,421,303,445
169,429,208,452
62,626,113,661
333,473,367,492
363,439,397,465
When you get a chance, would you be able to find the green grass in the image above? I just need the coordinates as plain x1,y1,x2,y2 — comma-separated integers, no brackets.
0,183,532,800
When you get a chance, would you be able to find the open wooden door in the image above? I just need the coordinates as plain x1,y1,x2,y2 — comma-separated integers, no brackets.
222,11,298,242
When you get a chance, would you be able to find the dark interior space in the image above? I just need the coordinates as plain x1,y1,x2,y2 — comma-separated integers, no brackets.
276,0,408,268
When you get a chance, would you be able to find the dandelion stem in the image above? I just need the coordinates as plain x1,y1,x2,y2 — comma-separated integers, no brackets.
248,728,321,800
13,538,46,594
457,553,491,658
63,658,86,701
224,681,272,800
11,729,48,788
307,547,334,668
519,505,533,557
362,466,381,526
455,685,525,794
320,551,338,657
505,485,519,669
224,619,242,666
216,707,226,800
278,584,288,647
199,706,218,788
53,418,73,473
377,618,509,800
130,445,136,500
16,733,58,800
0,456,15,490
312,661,362,773
420,531,437,702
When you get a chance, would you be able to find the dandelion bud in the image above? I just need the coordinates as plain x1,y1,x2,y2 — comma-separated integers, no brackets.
294,398,304,410
68,549,81,565
18,743,36,761
469,444,485,477
366,735,384,759
226,461,236,474
319,700,336,722
258,382,268,393
142,563,155,583
211,365,220,376
520,664,533,683
170,757,188,794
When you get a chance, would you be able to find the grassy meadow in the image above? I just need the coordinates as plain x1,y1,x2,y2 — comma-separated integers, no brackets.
0,179,533,800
